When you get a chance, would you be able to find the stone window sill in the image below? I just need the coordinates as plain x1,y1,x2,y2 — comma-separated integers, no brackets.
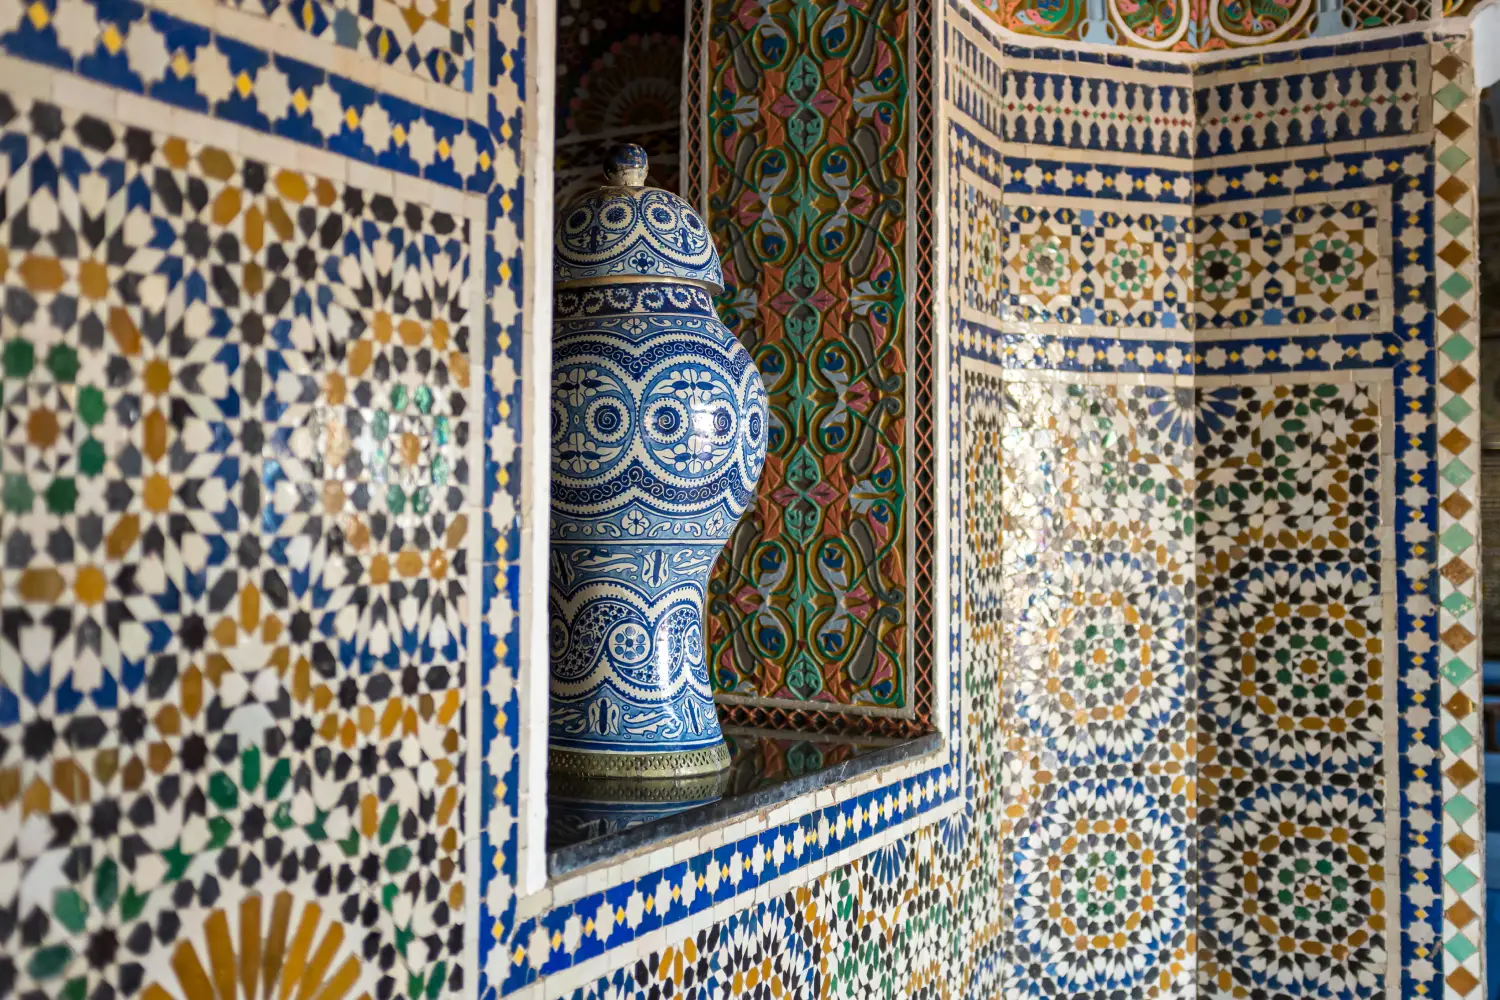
546,729,945,877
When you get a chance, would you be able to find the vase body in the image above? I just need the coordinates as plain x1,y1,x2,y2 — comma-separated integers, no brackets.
548,149,768,780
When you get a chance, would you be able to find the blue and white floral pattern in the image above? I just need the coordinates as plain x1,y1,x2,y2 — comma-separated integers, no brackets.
549,155,767,769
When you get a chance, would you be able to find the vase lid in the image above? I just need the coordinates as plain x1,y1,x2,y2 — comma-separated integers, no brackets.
553,144,724,292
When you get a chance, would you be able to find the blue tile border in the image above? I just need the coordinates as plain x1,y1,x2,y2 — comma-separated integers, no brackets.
1,0,497,192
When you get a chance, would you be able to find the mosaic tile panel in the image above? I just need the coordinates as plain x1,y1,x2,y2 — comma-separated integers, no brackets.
1194,53,1428,158
998,59,1195,158
0,0,540,998
1196,380,1394,1000
960,178,1393,340
221,0,474,88
982,195,1194,333
997,378,1197,999
1190,187,1392,337
703,0,915,726
0,93,474,1000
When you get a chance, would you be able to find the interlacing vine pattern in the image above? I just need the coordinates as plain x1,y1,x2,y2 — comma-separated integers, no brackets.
703,0,913,724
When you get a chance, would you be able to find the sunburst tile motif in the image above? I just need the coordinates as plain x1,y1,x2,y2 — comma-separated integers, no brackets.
1010,778,1194,999
993,378,1196,998
139,890,376,1000
959,168,1007,328
0,94,471,1000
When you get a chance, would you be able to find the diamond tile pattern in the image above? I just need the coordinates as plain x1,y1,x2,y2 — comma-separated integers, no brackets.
1430,37,1485,1000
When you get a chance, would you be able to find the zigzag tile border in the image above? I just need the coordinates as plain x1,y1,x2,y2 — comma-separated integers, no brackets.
1431,34,1486,1000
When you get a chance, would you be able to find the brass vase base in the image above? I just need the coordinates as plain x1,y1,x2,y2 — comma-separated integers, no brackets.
548,740,731,784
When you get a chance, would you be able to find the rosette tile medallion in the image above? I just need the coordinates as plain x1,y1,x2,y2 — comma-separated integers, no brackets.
549,145,771,780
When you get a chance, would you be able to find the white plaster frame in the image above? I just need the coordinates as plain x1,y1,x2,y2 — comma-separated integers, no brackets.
516,0,559,900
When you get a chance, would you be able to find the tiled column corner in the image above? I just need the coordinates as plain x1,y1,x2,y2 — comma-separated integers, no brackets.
1430,35,1487,1000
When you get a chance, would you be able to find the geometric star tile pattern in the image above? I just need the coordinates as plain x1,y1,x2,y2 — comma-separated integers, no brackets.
1192,191,1391,336
1198,381,1391,1000
0,0,496,194
0,92,470,1000
966,190,1392,337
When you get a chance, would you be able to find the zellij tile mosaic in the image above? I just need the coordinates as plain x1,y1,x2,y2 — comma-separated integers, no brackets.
0,95,473,1000
0,0,1490,999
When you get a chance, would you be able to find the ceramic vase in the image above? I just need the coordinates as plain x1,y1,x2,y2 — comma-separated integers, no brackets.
548,145,769,781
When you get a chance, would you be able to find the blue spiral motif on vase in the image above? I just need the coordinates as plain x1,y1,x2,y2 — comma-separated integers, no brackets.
549,147,766,776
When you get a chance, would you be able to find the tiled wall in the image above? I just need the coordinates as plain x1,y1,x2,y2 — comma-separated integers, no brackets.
533,7,1490,1000
0,2,532,1000
0,1,1490,1000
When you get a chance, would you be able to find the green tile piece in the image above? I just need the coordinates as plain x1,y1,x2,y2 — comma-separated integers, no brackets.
2,474,33,513
1447,934,1479,962
45,344,78,383
1440,396,1473,423
45,478,76,515
1442,656,1476,685
1444,858,1479,893
2,340,33,378
1435,82,1467,110
1437,144,1472,172
1440,523,1475,553
1443,725,1475,755
1440,209,1472,237
1441,458,1475,488
1440,272,1474,300
1439,334,1475,363
1442,591,1475,616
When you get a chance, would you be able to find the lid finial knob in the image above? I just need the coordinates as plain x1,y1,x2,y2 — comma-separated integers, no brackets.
603,143,649,187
